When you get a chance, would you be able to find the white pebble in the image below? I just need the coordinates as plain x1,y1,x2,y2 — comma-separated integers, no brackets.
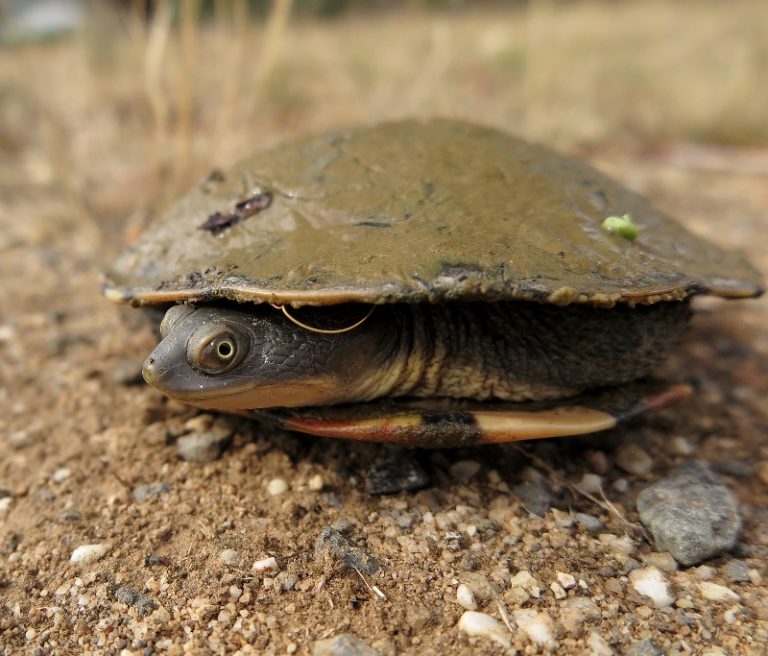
550,582,566,599
699,582,739,602
25,628,37,641
70,544,109,565
0,497,12,512
229,586,242,600
457,611,510,648
587,631,613,656
512,609,556,647
266,478,289,496
598,533,636,555
308,475,324,491
509,570,541,598
629,566,673,607
556,572,577,589
252,556,279,573
456,584,477,610
52,467,71,483
220,549,240,566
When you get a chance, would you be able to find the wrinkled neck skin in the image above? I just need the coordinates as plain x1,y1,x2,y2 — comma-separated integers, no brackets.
143,301,690,411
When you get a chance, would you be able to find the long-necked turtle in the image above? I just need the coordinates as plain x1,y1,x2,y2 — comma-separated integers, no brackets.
104,119,763,447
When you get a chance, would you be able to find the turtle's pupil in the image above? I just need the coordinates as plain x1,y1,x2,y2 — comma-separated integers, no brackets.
218,341,233,358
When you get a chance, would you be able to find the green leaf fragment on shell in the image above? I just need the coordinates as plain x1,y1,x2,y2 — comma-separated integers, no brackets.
602,213,639,240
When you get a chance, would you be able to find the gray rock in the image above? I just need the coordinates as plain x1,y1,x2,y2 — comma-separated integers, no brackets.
132,482,171,502
636,461,740,566
626,639,663,656
315,527,377,575
114,586,159,616
365,455,430,495
313,633,379,656
177,428,232,462
723,559,751,583
511,481,552,517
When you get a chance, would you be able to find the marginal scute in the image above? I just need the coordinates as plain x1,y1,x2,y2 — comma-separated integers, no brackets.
104,119,763,307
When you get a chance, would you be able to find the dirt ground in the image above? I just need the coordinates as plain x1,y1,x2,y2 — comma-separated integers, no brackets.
1,3,768,655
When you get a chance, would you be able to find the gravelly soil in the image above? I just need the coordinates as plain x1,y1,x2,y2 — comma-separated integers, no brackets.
2,13,768,656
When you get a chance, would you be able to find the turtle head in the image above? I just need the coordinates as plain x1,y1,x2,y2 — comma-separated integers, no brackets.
142,303,399,411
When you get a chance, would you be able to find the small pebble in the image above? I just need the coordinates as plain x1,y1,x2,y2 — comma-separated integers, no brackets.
457,611,510,649
51,467,71,483
574,512,604,533
722,559,751,583
614,442,653,476
693,564,715,580
699,581,739,602
559,598,601,635
456,584,477,610
511,481,552,517
460,573,498,602
577,473,603,495
636,461,741,566
644,551,678,573
114,586,159,616
629,566,673,607
313,633,379,656
598,533,636,555
0,497,12,512
587,631,613,656
556,572,576,589
612,477,629,493
550,582,566,599
220,549,240,566
70,543,109,565
669,436,694,456
177,427,232,463
365,455,430,495
132,482,171,502
512,609,556,647
308,474,324,491
267,478,290,496
252,556,279,573
509,570,541,597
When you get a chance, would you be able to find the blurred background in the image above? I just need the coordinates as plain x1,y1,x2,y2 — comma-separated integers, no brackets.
1,0,767,253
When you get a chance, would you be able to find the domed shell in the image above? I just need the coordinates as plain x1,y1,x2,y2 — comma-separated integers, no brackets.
104,119,763,308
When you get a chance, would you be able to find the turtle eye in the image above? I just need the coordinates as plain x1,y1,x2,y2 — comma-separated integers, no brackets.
188,327,247,375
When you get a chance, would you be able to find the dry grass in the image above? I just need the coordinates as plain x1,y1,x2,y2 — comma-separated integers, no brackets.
2,0,767,236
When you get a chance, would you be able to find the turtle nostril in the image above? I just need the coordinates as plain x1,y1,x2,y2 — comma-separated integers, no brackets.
142,357,157,384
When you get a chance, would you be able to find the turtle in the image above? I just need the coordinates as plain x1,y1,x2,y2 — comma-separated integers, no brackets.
103,119,763,448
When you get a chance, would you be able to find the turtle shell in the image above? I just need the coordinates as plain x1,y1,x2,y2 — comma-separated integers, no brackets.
104,119,763,308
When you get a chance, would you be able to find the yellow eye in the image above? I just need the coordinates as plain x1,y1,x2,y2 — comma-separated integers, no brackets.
188,328,246,375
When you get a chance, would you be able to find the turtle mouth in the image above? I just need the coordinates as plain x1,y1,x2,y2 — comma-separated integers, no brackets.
142,356,341,410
